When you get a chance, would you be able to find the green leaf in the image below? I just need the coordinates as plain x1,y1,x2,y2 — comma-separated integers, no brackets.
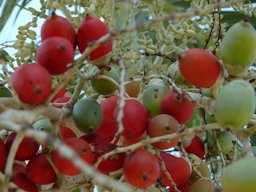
14,0,32,24
221,11,256,27
0,0,16,33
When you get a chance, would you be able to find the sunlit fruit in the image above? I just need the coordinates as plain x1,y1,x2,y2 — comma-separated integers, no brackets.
188,162,211,184
125,79,141,97
11,64,52,104
147,114,181,150
142,79,169,117
178,48,221,88
161,90,195,124
183,135,205,159
222,156,256,192
73,98,102,133
32,118,53,133
90,66,119,95
220,20,256,76
53,138,93,176
36,36,75,75
113,99,148,140
77,15,112,65
0,139,7,172
26,153,56,185
190,178,215,192
208,131,233,156
214,80,255,130
123,149,160,188
5,132,39,161
91,143,126,174
159,152,192,187
41,13,76,48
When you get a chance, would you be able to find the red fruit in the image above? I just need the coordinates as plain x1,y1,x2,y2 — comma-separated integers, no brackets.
11,64,52,104
59,124,77,140
161,91,195,124
0,139,7,172
41,13,76,48
169,183,191,192
159,152,192,187
50,87,69,102
53,138,93,176
147,114,181,150
122,131,146,147
5,132,40,161
26,153,56,185
184,135,205,159
123,149,160,188
114,99,148,140
52,96,71,108
77,15,112,63
80,133,111,144
36,36,75,75
13,163,26,175
95,96,118,142
91,143,126,174
12,173,38,192
178,48,221,88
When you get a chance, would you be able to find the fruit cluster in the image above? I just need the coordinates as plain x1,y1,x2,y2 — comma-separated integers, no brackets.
1,6,256,192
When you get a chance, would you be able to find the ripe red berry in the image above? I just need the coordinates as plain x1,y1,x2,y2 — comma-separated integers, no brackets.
159,152,192,187
41,13,76,48
53,138,93,176
184,135,205,159
178,48,221,88
12,163,26,175
52,96,71,108
114,99,148,140
169,183,191,192
12,173,38,192
80,133,111,144
77,15,112,64
123,149,160,188
5,132,40,161
147,114,181,150
50,87,69,102
161,91,195,124
59,124,77,140
36,36,75,75
0,139,7,172
11,64,52,104
91,143,126,174
26,153,56,185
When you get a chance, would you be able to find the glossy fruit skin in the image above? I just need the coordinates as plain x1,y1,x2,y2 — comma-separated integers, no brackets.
169,183,191,192
5,132,40,161
36,36,75,75
179,48,221,88
159,152,191,187
114,99,148,139
147,114,180,150
73,98,102,133
222,156,256,192
27,153,56,185
91,143,126,174
11,64,52,104
77,15,112,63
208,131,233,156
214,80,255,130
12,173,38,192
220,20,256,76
190,178,215,192
53,138,93,176
123,149,160,188
161,91,195,124
41,13,76,48
90,66,119,95
95,96,118,142
184,135,205,159
59,124,77,140
142,79,170,117
0,139,7,172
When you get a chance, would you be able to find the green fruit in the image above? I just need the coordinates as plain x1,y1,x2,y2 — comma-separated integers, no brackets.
142,79,169,117
90,66,119,95
250,132,256,146
72,98,102,133
208,131,233,156
190,178,215,192
188,162,211,184
222,156,256,192
168,63,187,85
32,118,53,133
214,80,255,130
220,20,256,76
0,86,12,97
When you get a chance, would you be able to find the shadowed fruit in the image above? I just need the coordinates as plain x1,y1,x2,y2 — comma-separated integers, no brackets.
0,139,7,172
190,178,215,192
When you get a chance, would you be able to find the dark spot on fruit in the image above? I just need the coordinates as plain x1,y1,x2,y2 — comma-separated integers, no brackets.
232,140,237,145
81,147,87,153
127,130,133,136
32,141,37,146
142,174,148,181
164,125,170,131
34,87,42,94
28,81,33,85
59,45,66,50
